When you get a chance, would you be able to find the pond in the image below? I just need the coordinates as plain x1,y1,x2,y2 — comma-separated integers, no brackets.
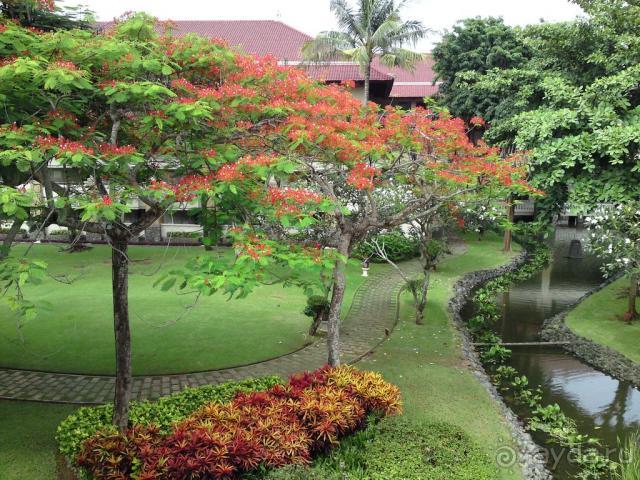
487,228,640,478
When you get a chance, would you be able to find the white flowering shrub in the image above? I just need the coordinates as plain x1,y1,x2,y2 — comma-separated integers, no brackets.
586,203,640,276
460,203,504,235
586,202,640,319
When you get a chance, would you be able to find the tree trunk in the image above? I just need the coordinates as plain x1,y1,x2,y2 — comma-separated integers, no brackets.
309,307,329,336
200,193,214,251
0,220,22,260
503,197,515,252
363,63,371,105
327,234,351,366
416,275,429,325
628,273,639,322
111,235,132,431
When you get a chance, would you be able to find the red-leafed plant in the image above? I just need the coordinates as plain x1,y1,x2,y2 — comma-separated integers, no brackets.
76,366,401,479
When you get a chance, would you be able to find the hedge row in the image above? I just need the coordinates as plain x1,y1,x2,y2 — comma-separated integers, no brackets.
56,376,281,461
63,366,401,480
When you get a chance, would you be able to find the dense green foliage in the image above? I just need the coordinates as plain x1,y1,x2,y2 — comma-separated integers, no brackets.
353,230,419,263
432,17,531,122
435,1,640,215
56,377,281,460
261,417,497,479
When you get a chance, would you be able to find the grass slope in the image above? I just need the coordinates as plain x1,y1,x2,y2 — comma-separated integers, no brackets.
566,276,640,363
0,244,372,375
357,233,523,480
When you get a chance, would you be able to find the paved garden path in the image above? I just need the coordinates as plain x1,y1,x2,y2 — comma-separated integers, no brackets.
0,261,419,404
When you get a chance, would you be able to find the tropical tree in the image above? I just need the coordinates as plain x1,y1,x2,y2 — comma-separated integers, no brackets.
283,106,537,362
0,13,337,429
587,203,640,322
0,11,536,426
433,1,639,220
1,0,92,31
432,17,531,123
302,0,428,103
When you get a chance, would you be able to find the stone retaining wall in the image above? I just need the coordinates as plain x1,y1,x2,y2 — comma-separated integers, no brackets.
449,251,553,480
540,274,640,388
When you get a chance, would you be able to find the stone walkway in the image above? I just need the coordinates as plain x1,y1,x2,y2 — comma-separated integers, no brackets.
0,261,419,404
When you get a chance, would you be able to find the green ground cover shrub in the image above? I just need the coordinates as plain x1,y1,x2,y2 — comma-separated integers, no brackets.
261,416,497,479
353,230,419,263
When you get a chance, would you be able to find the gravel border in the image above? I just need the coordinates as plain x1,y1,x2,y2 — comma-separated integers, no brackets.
449,251,553,480
540,273,640,387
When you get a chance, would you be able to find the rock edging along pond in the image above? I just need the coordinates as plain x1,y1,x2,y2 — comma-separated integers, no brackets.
541,273,640,388
449,251,553,480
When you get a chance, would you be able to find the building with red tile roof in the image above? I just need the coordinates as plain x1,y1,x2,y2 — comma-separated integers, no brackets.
98,19,438,106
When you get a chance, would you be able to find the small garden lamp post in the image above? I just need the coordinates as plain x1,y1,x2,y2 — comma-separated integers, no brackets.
362,258,370,277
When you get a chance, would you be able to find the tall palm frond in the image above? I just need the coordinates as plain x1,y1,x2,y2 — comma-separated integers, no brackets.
302,31,354,62
303,0,429,102
380,49,425,71
330,0,366,42
379,20,430,48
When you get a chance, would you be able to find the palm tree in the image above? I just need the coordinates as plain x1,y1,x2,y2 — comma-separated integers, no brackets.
303,0,428,104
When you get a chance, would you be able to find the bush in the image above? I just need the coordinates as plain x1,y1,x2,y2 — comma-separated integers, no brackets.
353,230,419,263
167,231,202,239
262,417,498,479
48,228,69,236
0,226,27,234
56,376,281,460
303,295,330,318
70,367,401,480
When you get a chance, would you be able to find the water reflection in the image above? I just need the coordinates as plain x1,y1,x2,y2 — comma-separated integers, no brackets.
486,228,640,478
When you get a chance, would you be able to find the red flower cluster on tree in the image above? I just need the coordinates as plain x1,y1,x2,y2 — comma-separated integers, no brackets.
98,144,137,157
149,174,215,202
101,195,113,206
469,116,486,127
215,163,245,182
76,366,401,480
50,60,79,71
170,78,198,94
36,135,94,156
173,174,215,202
234,233,273,261
347,163,380,190
265,188,322,217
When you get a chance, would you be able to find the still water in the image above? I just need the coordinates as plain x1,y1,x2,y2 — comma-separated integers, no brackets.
489,228,640,478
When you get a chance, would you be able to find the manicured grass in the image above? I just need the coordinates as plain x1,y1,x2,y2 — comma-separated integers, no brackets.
566,276,640,363
0,244,373,375
0,400,75,480
0,233,522,480
357,232,524,480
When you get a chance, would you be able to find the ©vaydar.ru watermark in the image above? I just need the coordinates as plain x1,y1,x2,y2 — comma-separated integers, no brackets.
494,444,626,471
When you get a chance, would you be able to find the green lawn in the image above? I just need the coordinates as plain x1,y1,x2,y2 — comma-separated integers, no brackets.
566,276,640,363
0,233,522,480
358,232,523,480
0,244,373,375
0,401,75,480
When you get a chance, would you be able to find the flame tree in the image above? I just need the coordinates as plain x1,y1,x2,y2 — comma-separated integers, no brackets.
0,13,536,427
